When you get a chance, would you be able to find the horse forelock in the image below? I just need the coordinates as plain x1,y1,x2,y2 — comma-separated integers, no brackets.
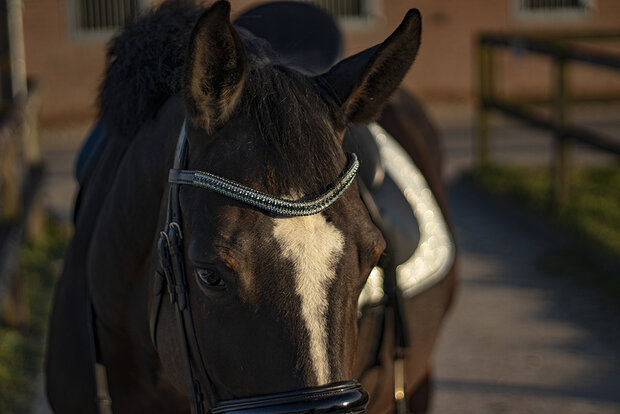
238,65,346,198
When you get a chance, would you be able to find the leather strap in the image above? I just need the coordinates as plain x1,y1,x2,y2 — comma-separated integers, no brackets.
149,120,216,412
358,179,411,414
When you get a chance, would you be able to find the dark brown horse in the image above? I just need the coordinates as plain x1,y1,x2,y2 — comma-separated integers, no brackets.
45,1,455,413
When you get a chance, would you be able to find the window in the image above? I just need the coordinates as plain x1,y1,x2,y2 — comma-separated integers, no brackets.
513,0,595,21
70,0,144,39
304,0,375,25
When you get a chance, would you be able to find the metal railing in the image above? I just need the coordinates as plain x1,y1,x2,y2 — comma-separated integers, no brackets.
477,31,620,210
0,82,43,326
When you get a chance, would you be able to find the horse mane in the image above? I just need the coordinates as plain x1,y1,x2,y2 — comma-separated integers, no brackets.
99,0,345,195
99,0,202,140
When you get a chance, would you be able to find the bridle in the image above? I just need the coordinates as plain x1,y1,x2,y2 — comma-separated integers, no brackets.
151,121,369,414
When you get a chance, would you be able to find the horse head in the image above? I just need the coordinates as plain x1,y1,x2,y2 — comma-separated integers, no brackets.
153,1,421,411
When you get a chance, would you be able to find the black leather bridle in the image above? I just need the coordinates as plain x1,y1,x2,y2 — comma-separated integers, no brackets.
150,121,369,414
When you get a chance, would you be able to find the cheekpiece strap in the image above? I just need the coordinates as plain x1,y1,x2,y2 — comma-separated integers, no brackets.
168,153,359,217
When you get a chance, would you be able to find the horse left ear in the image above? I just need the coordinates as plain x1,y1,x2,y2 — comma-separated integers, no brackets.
316,9,421,124
184,0,247,132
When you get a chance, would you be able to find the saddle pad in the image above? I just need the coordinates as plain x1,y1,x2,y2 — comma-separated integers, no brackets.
358,124,455,308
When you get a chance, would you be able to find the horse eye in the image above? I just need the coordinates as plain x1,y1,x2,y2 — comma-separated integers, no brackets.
195,268,226,289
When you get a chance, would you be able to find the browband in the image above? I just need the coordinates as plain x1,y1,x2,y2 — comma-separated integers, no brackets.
168,123,359,216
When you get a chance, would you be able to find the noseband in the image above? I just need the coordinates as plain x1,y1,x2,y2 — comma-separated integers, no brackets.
152,121,367,414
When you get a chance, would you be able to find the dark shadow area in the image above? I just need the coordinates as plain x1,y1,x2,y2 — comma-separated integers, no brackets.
436,377,620,403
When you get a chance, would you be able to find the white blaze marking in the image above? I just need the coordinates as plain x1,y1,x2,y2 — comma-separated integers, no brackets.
272,214,344,384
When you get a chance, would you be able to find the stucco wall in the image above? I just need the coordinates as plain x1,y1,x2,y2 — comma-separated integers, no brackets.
22,0,620,123
24,0,107,123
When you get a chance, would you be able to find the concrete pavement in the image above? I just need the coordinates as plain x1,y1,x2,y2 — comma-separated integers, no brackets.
429,179,620,414
428,110,620,413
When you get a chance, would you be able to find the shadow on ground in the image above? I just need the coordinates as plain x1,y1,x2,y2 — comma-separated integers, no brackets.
429,176,620,414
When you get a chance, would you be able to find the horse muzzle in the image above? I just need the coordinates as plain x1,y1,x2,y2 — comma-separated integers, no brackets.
210,380,369,413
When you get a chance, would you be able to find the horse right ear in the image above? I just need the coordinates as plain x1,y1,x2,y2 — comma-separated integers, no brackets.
184,0,247,133
316,9,421,125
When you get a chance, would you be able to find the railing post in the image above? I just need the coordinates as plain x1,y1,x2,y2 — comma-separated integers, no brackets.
23,85,44,240
477,38,495,166
22,86,42,167
0,135,19,222
552,56,570,211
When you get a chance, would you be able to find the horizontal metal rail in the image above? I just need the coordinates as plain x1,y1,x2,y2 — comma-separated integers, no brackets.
483,98,620,156
477,31,620,210
480,32,620,70
511,94,620,105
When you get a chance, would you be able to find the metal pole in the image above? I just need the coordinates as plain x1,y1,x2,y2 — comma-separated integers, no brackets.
552,56,570,211
7,0,41,167
477,40,494,166
7,0,26,97
0,137,19,221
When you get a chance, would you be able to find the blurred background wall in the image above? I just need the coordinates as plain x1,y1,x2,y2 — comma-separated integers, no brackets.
21,0,620,125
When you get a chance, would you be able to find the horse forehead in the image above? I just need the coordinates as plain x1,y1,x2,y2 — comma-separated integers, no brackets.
271,214,345,269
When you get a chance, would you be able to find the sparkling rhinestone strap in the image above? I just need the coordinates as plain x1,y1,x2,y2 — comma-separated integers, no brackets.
168,153,359,216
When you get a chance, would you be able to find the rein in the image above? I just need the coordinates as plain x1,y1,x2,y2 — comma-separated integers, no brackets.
150,121,368,414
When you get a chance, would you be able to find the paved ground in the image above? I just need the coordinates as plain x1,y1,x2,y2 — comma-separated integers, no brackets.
429,179,620,414
429,112,620,414
28,110,620,413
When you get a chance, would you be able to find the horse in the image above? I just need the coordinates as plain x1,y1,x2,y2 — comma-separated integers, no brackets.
45,1,456,413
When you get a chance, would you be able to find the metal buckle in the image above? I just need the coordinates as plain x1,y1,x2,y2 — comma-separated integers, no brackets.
394,355,407,414
170,222,183,240
211,380,368,413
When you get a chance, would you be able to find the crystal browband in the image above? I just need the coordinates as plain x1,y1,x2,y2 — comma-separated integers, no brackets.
168,153,359,216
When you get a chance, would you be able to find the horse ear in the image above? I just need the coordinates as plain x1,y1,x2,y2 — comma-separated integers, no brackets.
317,9,421,124
184,0,246,132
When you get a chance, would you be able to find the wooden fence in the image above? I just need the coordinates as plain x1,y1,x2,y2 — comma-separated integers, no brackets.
0,81,43,327
476,31,620,210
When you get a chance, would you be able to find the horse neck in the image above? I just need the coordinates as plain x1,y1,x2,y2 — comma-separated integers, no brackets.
87,97,185,340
